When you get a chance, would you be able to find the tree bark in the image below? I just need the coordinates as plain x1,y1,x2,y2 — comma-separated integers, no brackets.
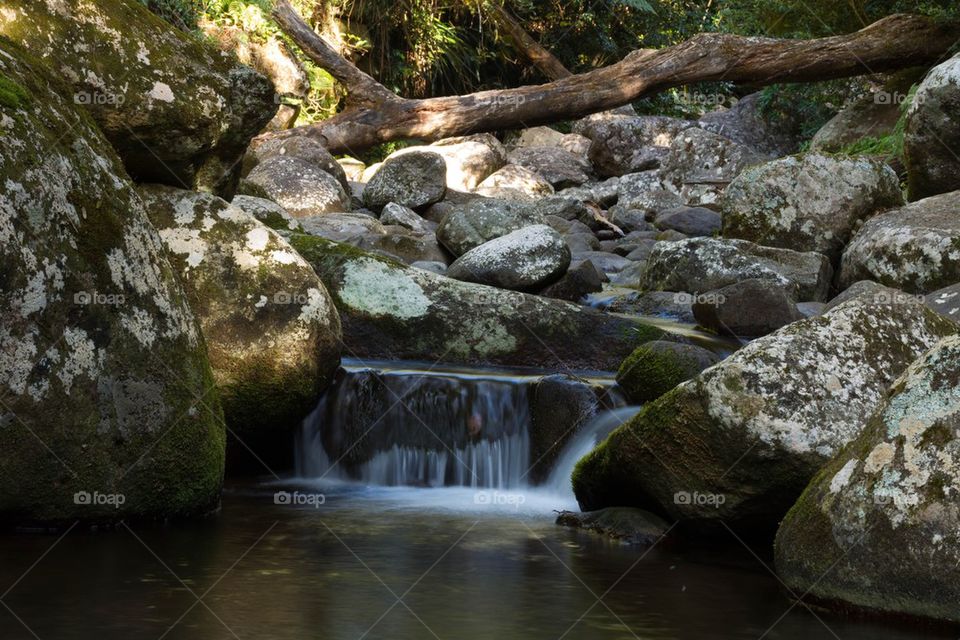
486,2,572,81
268,1,960,156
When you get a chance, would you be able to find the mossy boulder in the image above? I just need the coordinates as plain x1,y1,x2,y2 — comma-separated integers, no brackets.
288,234,666,371
573,296,957,534
139,186,342,470
839,191,960,294
0,38,225,524
721,153,903,261
616,341,720,404
905,53,960,200
446,225,571,291
436,197,547,256
0,0,276,195
776,335,960,623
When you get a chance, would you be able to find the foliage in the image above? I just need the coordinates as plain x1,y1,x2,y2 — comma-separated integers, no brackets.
837,84,917,159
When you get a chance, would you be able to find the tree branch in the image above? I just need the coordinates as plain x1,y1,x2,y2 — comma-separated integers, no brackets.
486,2,572,80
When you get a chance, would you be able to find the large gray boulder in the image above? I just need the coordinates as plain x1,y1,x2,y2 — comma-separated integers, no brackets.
436,198,545,256
839,191,960,294
698,92,801,157
474,164,554,200
660,128,766,207
574,113,692,178
776,335,960,623
617,171,684,214
417,135,506,192
243,135,349,192
139,186,342,467
289,235,667,370
692,279,804,337
362,151,447,210
722,154,903,260
640,237,834,302
244,155,350,217
0,0,276,196
573,296,957,532
905,53,960,200
446,225,570,291
0,39,225,523
506,146,593,189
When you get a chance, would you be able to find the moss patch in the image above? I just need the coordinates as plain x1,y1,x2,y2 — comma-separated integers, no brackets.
0,74,29,109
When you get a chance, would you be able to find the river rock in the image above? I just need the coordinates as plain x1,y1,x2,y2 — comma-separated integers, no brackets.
436,198,545,256
358,232,448,266
927,283,960,321
474,164,554,200
574,251,633,276
0,0,275,196
654,206,722,237
775,335,960,623
289,235,666,370
616,341,720,404
692,279,804,337
721,154,902,260
528,375,602,483
139,186,342,468
640,237,834,302
506,146,592,189
660,128,766,206
231,195,303,233
838,191,960,293
904,53,960,199
0,40,225,522
244,155,350,217
244,135,349,192
446,225,570,291
810,93,903,153
379,203,433,235
540,260,605,302
698,92,801,157
617,171,685,215
362,151,447,210
606,291,696,323
556,508,670,546
573,296,956,533
574,113,692,178
300,212,385,242
416,135,506,192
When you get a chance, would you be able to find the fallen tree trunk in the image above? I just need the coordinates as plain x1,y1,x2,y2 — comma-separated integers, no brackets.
267,1,960,155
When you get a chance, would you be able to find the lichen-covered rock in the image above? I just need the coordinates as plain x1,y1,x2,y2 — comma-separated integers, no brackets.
0,39,224,523
139,186,342,467
289,235,666,370
838,191,960,294
0,0,276,195
410,135,506,192
243,155,350,218
698,93,802,157
231,195,302,233
927,282,960,321
617,171,684,215
436,198,545,256
244,135,349,192
810,93,903,153
721,154,902,260
474,164,554,200
362,151,447,210
904,53,960,200
640,237,834,302
660,128,766,206
379,202,434,235
775,335,960,622
557,177,621,207
574,114,692,178
692,279,804,337
654,206,721,237
446,225,571,291
573,296,957,532
616,341,720,404
300,212,385,242
506,146,592,189
358,231,448,266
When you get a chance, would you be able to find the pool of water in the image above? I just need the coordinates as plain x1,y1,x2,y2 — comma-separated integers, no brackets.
0,481,952,640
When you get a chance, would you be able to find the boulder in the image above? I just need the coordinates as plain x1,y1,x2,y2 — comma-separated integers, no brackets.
231,195,303,233
640,237,834,302
617,171,685,215
300,212,385,242
927,282,960,321
654,206,722,237
692,279,804,337
573,113,692,177
243,155,350,217
698,92,801,157
379,203,434,235
540,260,605,302
528,375,602,483
573,251,633,276
660,128,766,206
558,178,621,207
474,164,554,200
139,186,342,469
605,290,696,323
506,146,592,189
904,53,960,199
616,341,720,404
775,335,960,623
556,508,670,546
824,280,906,312
573,296,957,533
417,135,506,191
436,198,545,256
446,225,570,291
810,93,904,153
839,191,960,294
289,235,667,370
721,154,902,260
362,151,447,210
0,40,224,523
0,0,276,195
358,232,448,266
243,135,349,192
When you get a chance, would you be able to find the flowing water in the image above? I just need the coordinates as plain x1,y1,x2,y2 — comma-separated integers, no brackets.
0,360,954,639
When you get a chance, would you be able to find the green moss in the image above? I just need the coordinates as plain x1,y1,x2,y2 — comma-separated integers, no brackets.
616,343,698,404
0,74,29,109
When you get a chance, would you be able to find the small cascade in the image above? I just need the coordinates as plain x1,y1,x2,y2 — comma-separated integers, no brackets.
297,361,539,489
545,406,644,497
